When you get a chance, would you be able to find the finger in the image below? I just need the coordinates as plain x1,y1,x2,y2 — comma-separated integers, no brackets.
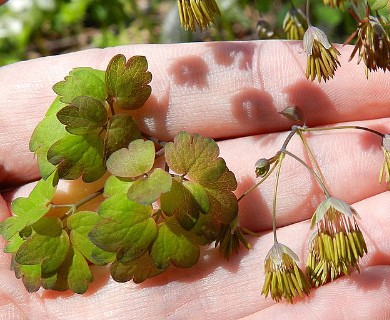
0,190,388,319
2,116,389,232
1,41,390,184
221,117,390,231
245,266,390,319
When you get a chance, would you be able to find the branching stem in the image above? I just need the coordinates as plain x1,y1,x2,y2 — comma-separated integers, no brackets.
297,129,327,191
281,149,331,197
237,159,279,202
52,188,104,219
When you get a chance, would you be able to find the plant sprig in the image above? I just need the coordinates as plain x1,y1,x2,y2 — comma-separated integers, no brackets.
0,54,248,293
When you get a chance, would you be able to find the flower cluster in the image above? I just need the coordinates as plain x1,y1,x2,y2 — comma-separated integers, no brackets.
303,26,341,82
216,222,251,260
347,14,390,77
262,243,311,303
306,197,367,286
283,6,307,40
177,0,221,31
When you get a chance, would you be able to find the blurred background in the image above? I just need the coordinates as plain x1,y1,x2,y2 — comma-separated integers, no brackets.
0,0,356,66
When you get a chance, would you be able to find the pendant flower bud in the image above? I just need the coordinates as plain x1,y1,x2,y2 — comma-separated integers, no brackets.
279,105,305,123
346,14,390,78
283,6,307,40
303,26,341,82
216,223,251,260
255,158,270,178
262,242,311,303
379,134,390,185
306,197,368,287
177,0,221,31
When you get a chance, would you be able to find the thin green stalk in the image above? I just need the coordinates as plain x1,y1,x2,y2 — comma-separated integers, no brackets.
238,127,299,202
302,125,384,138
297,129,327,191
282,149,331,197
240,227,262,238
237,159,279,202
306,0,311,26
272,153,285,243
53,188,104,219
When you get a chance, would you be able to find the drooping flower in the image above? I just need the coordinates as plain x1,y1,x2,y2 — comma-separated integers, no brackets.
177,0,221,31
283,5,307,40
303,26,341,82
262,242,311,303
216,223,251,260
379,134,390,185
306,197,368,287
346,13,390,78
255,158,270,178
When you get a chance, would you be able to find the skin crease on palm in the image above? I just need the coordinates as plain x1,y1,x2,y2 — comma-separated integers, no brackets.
1,40,390,319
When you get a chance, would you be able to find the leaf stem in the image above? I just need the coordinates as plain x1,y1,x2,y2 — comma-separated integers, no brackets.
52,188,104,219
240,227,262,238
106,98,116,116
143,133,168,148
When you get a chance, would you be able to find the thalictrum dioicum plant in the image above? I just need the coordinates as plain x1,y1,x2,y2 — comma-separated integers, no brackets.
0,54,387,305
0,54,250,293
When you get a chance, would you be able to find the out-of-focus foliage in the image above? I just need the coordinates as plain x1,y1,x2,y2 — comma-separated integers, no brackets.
0,0,363,65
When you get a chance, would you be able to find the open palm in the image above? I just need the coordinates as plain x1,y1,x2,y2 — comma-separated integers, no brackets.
1,41,390,319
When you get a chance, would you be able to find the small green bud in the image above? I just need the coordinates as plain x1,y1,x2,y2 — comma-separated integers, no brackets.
279,105,305,123
255,158,270,177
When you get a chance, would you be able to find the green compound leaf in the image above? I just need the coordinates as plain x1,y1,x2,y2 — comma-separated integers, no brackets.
193,170,238,240
4,233,24,253
110,252,162,283
47,134,105,182
151,218,200,270
29,97,68,178
106,54,152,110
12,259,42,293
106,139,155,178
49,246,93,294
0,172,58,241
53,67,106,104
66,247,93,294
57,96,108,135
165,131,227,184
104,114,141,158
89,194,158,263
67,211,115,265
128,168,172,205
104,175,133,197
15,217,69,275
160,179,209,230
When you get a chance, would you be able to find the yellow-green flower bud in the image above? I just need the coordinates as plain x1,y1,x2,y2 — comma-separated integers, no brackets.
255,158,270,178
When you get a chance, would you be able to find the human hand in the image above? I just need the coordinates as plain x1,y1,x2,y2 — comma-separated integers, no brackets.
1,41,390,319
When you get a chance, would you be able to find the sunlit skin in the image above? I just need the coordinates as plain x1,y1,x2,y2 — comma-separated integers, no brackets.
1,41,390,318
